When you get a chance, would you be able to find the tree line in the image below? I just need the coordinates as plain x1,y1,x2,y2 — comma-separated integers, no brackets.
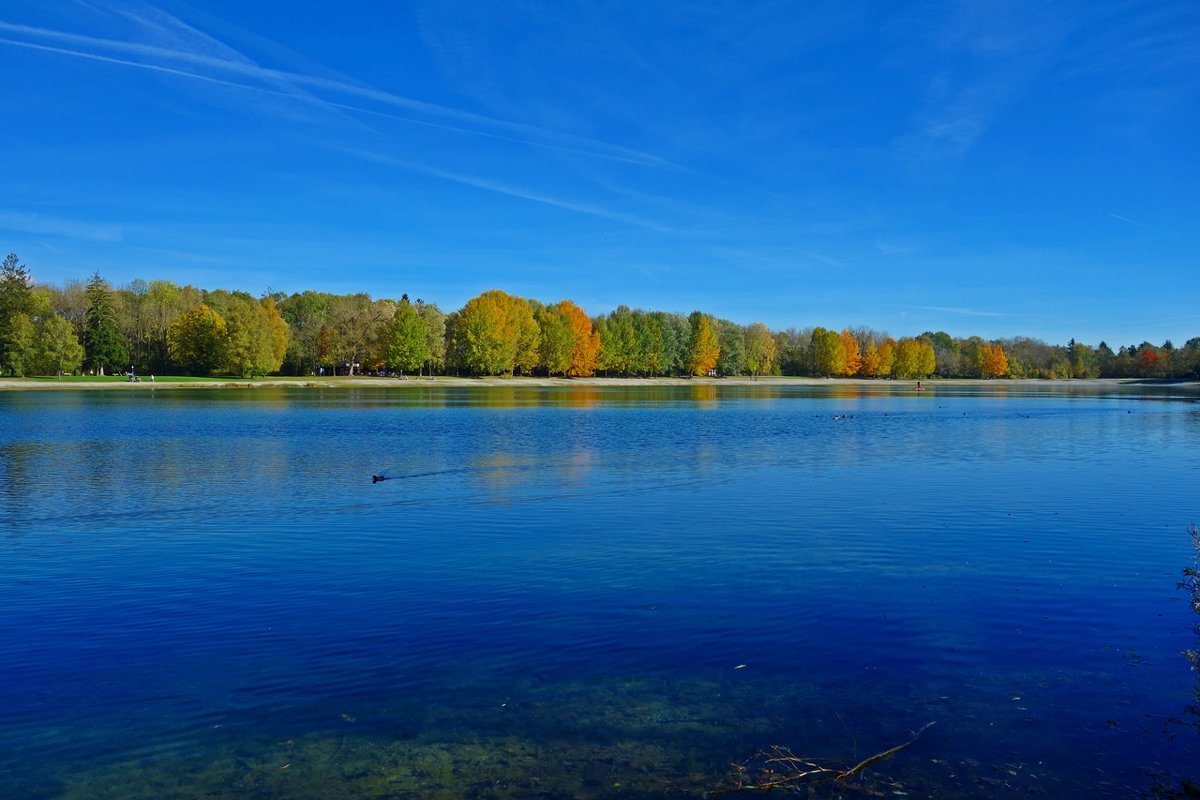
1,253,1197,381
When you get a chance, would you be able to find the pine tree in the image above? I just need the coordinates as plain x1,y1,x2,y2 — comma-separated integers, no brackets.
83,273,129,375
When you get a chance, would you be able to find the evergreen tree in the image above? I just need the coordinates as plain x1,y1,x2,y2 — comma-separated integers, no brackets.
0,253,33,322
83,273,128,375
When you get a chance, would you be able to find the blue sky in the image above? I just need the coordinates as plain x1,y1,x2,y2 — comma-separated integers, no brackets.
1,0,1196,346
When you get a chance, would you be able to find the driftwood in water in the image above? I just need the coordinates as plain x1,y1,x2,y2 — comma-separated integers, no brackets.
717,721,936,794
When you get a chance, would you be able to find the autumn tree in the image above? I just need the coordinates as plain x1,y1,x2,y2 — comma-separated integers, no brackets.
261,296,289,370
891,337,935,379
561,300,600,377
687,311,720,376
979,342,1009,378
83,273,128,375
860,339,882,377
809,327,845,377
744,322,777,378
453,290,539,376
839,328,862,377
168,304,228,375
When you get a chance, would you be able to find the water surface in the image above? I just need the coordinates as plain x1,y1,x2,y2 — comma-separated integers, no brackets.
2,382,1198,798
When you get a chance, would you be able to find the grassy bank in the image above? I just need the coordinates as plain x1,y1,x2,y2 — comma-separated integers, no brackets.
1,375,1192,392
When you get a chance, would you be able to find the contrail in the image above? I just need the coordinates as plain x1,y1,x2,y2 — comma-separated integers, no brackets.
0,20,676,168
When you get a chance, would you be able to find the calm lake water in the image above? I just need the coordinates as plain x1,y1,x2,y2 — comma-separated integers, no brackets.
2,382,1199,799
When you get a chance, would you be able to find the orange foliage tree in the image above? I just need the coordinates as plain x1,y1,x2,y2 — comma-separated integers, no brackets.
979,342,1009,378
839,329,862,376
561,300,601,377
687,311,720,375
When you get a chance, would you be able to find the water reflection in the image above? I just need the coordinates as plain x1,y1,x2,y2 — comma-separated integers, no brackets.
2,384,1200,799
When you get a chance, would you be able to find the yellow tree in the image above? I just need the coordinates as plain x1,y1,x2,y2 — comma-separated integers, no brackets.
877,338,897,377
744,322,777,378
687,311,721,375
860,339,881,377
980,342,1009,378
839,329,862,376
168,303,227,375
891,337,934,380
503,294,540,375
809,327,845,376
918,338,937,376
456,290,540,375
459,290,513,375
560,300,600,377
261,295,290,369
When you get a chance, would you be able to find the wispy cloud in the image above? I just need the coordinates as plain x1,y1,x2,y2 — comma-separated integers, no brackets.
342,148,675,234
1107,212,1141,226
911,305,1004,318
890,3,1073,161
0,17,676,168
0,210,123,242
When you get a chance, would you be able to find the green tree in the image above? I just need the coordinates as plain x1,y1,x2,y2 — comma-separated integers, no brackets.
0,253,35,375
416,301,446,377
537,303,574,376
384,297,430,376
0,253,33,322
32,315,84,376
598,306,639,376
0,313,34,376
716,319,746,376
279,290,330,375
168,304,228,375
328,294,393,375
83,273,128,375
216,292,281,377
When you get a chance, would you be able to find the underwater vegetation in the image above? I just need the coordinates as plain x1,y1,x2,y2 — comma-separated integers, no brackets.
42,672,1172,800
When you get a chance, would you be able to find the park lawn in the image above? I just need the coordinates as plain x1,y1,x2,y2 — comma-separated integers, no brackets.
24,375,298,383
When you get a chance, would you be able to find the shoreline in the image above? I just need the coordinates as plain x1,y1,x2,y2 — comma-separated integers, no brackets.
1,375,1196,391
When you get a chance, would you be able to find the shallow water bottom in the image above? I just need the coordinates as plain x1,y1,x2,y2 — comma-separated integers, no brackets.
13,665,1194,800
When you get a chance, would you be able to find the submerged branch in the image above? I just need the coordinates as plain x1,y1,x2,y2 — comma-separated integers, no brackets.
717,721,936,794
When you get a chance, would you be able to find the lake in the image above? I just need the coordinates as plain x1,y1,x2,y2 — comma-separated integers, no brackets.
2,382,1198,798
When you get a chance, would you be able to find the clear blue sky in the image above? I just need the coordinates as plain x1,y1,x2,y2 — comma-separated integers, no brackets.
1,1,1196,347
